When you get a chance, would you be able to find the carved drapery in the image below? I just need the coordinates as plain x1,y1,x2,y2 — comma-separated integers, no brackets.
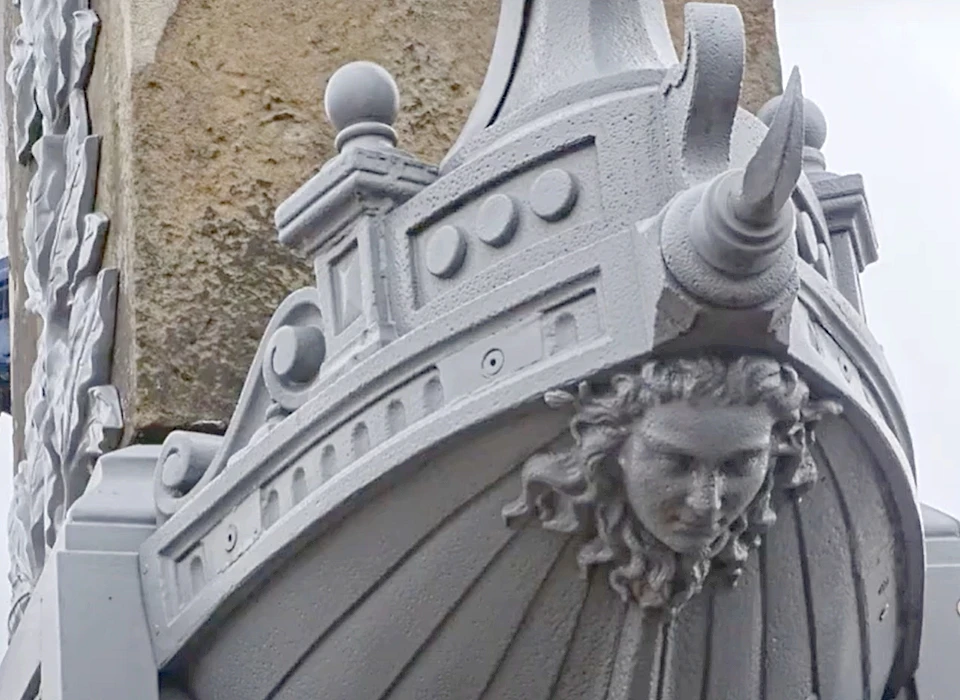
5,0,121,634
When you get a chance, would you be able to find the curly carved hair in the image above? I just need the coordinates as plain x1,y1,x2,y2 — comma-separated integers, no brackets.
503,355,840,612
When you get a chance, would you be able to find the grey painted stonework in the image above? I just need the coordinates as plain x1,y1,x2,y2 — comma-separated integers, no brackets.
5,0,122,634
0,1,954,699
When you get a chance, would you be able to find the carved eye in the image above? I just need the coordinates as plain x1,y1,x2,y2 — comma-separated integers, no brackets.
667,453,694,474
721,457,747,476
721,449,765,477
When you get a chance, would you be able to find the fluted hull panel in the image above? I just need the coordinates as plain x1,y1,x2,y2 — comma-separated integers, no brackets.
184,414,909,700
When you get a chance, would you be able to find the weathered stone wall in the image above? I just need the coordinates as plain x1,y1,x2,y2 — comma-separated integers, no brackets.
6,0,783,457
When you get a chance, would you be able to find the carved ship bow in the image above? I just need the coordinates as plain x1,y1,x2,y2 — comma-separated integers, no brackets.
17,1,951,699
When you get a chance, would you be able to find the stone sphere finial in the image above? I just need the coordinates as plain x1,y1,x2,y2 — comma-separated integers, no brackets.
324,61,400,152
758,93,827,151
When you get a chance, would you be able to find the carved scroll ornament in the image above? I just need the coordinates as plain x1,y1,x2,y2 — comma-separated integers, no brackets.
5,0,122,634
504,354,841,612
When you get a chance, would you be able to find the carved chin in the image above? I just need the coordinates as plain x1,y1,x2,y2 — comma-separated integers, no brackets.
654,525,728,556
619,536,715,612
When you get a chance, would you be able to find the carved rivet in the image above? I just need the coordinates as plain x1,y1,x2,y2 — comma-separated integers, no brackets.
530,169,578,222
481,348,505,377
879,603,889,621
225,524,238,552
426,225,467,278
477,194,519,247
268,325,326,385
160,451,188,490
955,599,960,617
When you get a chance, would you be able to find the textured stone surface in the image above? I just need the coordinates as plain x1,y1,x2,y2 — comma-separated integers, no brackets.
9,0,782,447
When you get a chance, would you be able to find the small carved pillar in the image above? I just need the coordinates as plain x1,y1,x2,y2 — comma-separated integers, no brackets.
274,63,437,377
40,446,161,700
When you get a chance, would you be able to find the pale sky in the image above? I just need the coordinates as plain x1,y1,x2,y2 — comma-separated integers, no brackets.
777,0,960,516
0,0,956,651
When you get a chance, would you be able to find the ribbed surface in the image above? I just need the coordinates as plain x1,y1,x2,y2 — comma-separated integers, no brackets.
186,415,907,700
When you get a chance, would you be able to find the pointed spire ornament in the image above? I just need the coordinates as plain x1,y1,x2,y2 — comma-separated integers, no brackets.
735,68,805,227
684,67,805,279
758,83,828,175
658,64,806,313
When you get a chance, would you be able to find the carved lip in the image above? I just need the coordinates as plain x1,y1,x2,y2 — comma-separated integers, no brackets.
671,518,724,541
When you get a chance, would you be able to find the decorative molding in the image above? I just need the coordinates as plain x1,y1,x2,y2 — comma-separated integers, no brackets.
503,354,841,613
153,288,325,522
5,0,122,634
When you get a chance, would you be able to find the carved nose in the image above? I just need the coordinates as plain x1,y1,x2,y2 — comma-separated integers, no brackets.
685,471,722,520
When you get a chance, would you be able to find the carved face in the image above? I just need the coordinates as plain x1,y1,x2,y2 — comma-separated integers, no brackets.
618,400,777,554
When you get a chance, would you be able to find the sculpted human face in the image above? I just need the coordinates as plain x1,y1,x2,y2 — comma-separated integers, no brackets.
618,400,777,554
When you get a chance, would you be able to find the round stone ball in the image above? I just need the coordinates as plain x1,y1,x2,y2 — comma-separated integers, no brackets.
324,61,400,132
757,94,827,150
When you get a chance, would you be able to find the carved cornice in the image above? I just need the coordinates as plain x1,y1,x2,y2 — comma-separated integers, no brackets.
5,0,122,634
275,148,438,258
812,173,879,271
